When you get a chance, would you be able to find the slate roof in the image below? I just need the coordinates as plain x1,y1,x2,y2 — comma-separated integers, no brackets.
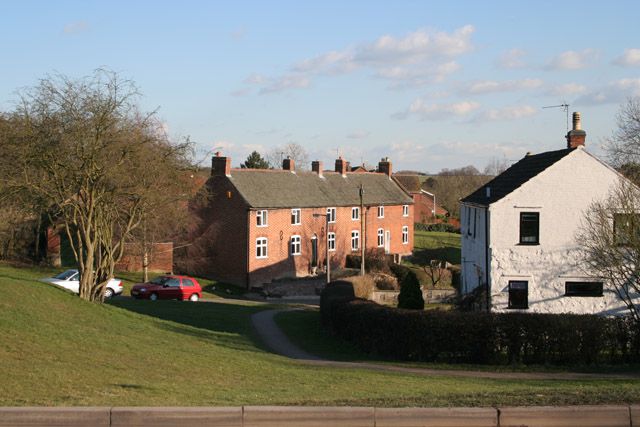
226,169,413,209
462,148,576,206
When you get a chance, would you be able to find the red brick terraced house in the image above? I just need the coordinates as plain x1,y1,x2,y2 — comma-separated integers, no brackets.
189,154,414,288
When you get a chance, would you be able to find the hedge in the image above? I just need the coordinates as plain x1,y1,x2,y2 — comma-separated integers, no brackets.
320,284,640,365
414,223,461,234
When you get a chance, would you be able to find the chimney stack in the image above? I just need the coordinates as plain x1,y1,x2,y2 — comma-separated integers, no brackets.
335,157,347,177
312,160,323,177
282,156,295,172
212,152,232,177
566,112,586,149
378,157,392,177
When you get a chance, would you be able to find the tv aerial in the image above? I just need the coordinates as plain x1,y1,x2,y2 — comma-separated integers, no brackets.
542,103,570,131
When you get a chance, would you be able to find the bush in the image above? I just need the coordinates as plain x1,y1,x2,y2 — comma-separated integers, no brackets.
345,248,393,273
396,268,424,310
415,223,461,234
320,294,640,365
343,275,376,299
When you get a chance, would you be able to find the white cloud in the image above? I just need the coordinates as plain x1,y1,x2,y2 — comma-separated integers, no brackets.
63,21,89,34
390,141,426,163
346,130,370,139
577,78,640,105
462,78,543,94
546,49,598,70
258,74,310,94
613,49,640,67
472,105,537,122
393,99,480,120
496,48,526,69
546,83,587,97
243,26,474,94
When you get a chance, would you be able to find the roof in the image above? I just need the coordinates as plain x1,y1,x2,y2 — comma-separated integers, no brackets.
394,174,422,193
224,169,413,209
462,148,576,206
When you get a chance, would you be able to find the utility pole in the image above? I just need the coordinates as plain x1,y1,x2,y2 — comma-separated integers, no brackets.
359,184,365,276
325,212,331,284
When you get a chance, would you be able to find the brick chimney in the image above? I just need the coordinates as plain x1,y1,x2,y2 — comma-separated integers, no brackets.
282,156,295,172
212,152,231,177
378,157,392,177
335,157,347,177
566,112,586,149
312,160,323,177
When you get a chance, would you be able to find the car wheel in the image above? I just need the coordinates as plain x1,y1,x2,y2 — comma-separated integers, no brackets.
104,288,114,299
150,293,158,301
189,293,199,302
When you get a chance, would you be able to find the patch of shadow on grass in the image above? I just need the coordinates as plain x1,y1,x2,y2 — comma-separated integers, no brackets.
411,247,461,265
113,383,145,390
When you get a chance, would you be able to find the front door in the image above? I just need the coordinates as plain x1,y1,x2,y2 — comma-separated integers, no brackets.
311,235,318,267
384,230,391,254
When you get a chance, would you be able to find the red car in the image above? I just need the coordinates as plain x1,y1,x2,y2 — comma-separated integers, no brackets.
131,275,202,301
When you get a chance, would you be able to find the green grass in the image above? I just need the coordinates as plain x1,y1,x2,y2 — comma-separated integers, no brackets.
403,230,461,289
2,263,640,407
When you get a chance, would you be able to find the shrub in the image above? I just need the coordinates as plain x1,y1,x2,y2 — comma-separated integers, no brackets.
393,264,425,310
414,223,461,234
320,294,640,365
343,275,376,299
345,248,393,273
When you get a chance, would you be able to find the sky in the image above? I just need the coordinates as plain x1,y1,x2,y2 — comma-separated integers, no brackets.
2,0,640,173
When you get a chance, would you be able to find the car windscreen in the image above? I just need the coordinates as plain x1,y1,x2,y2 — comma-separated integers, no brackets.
149,276,170,285
54,270,78,280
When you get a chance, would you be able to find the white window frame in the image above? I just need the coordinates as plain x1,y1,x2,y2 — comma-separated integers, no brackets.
377,228,384,247
377,206,384,218
290,235,301,256
291,208,301,225
351,230,359,251
351,207,360,221
327,232,336,252
327,207,336,223
402,226,409,244
403,205,409,217
256,237,268,258
256,210,268,227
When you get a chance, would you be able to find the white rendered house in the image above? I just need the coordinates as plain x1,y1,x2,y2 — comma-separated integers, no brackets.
460,113,636,315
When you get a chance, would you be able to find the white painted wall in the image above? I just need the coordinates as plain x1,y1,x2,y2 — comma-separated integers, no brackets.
462,148,636,316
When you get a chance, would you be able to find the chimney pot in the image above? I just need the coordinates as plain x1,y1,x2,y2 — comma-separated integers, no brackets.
566,111,586,149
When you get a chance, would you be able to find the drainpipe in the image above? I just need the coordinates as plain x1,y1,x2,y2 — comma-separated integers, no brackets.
484,206,490,312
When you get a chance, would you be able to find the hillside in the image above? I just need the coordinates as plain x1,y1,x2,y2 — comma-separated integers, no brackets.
1,264,639,406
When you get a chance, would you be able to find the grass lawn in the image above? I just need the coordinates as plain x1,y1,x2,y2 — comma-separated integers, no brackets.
2,263,640,407
404,230,461,288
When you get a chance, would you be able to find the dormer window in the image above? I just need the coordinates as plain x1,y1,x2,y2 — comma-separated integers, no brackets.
291,209,301,225
352,207,360,220
377,206,384,218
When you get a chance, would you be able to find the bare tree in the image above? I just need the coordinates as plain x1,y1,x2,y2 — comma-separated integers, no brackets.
2,70,192,302
423,166,491,216
577,180,640,323
267,142,309,170
606,97,640,167
483,157,510,176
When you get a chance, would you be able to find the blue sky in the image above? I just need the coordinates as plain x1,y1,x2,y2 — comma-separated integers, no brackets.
2,0,640,172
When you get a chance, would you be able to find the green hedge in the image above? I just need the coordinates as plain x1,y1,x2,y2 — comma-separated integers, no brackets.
415,223,461,234
320,284,640,365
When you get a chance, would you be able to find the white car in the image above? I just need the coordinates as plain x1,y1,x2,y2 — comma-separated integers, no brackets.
40,269,124,298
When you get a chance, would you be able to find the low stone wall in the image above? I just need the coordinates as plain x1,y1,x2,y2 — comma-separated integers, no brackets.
371,288,456,305
1,405,636,426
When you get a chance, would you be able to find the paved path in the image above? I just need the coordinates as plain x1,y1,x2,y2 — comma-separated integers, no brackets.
251,308,640,381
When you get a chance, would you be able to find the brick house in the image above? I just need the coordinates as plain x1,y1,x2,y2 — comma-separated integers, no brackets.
186,154,414,288
394,175,450,225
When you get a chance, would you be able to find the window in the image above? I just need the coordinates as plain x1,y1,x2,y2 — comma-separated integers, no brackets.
327,207,336,223
613,213,640,245
352,207,360,220
351,230,359,251
377,228,384,247
165,278,180,288
256,210,268,227
466,206,472,235
256,238,268,258
377,206,384,218
291,209,301,225
565,281,604,297
403,205,409,217
327,232,336,251
508,281,528,309
182,279,194,287
519,212,539,245
290,235,301,256
402,226,409,244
